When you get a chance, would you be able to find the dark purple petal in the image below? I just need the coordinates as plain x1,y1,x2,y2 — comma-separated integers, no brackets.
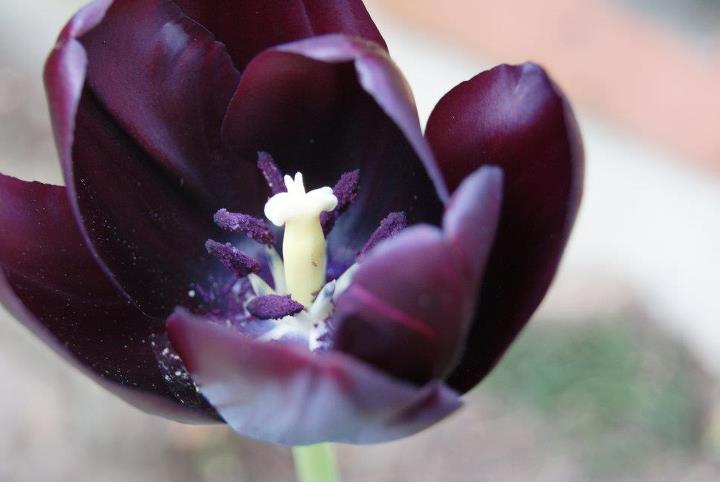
78,0,244,206
443,167,505,282
45,0,111,160
222,35,447,271
167,309,461,445
246,295,304,320
214,209,275,246
44,0,248,316
172,0,387,71
426,63,584,392
257,151,287,195
205,240,260,278
0,174,218,423
358,211,407,259
321,169,360,234
333,167,502,385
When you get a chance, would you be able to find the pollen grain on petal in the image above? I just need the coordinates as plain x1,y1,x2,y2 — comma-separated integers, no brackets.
205,239,261,277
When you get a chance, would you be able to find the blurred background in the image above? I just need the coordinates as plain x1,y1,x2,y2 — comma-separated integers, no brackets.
1,0,719,481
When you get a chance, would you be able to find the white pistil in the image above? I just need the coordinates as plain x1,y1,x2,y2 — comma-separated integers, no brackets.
264,172,337,306
251,171,359,350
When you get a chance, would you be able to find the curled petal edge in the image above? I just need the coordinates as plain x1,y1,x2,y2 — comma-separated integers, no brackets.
168,308,461,445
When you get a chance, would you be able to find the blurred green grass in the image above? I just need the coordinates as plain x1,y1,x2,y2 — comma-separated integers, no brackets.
484,319,708,478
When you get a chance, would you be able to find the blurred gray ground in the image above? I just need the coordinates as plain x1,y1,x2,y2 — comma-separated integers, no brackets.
2,1,720,482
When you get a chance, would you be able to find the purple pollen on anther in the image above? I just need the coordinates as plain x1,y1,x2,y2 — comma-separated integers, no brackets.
205,239,261,277
247,294,304,320
257,152,286,195
214,209,276,246
321,169,360,234
358,211,408,259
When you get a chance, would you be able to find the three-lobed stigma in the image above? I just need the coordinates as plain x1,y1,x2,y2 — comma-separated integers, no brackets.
264,173,338,305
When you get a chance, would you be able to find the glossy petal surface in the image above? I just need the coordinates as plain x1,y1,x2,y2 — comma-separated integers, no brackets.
173,0,386,70
45,0,244,316
167,309,461,445
222,34,447,271
333,167,502,384
0,174,217,422
426,63,584,392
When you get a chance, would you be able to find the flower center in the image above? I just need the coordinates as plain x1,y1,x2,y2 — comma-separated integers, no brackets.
201,152,406,351
264,172,337,305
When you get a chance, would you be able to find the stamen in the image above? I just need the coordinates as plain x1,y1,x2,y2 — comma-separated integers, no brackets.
358,211,408,259
333,264,359,300
320,170,360,234
264,246,287,294
248,273,274,297
205,239,260,277
247,294,304,320
214,209,276,246
257,152,286,195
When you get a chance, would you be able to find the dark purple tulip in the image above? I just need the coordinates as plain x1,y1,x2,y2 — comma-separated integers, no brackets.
0,0,583,445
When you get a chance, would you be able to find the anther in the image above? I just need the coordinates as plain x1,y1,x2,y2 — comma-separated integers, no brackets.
358,211,408,259
257,152,286,195
320,170,360,234
205,239,260,277
247,294,305,320
214,209,276,246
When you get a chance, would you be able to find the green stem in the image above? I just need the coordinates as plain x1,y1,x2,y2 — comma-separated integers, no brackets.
292,443,341,482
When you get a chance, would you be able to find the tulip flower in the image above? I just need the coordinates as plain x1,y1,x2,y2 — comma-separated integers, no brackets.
0,0,582,451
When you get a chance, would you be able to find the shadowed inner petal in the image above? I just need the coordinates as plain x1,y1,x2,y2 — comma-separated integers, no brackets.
220,50,445,275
